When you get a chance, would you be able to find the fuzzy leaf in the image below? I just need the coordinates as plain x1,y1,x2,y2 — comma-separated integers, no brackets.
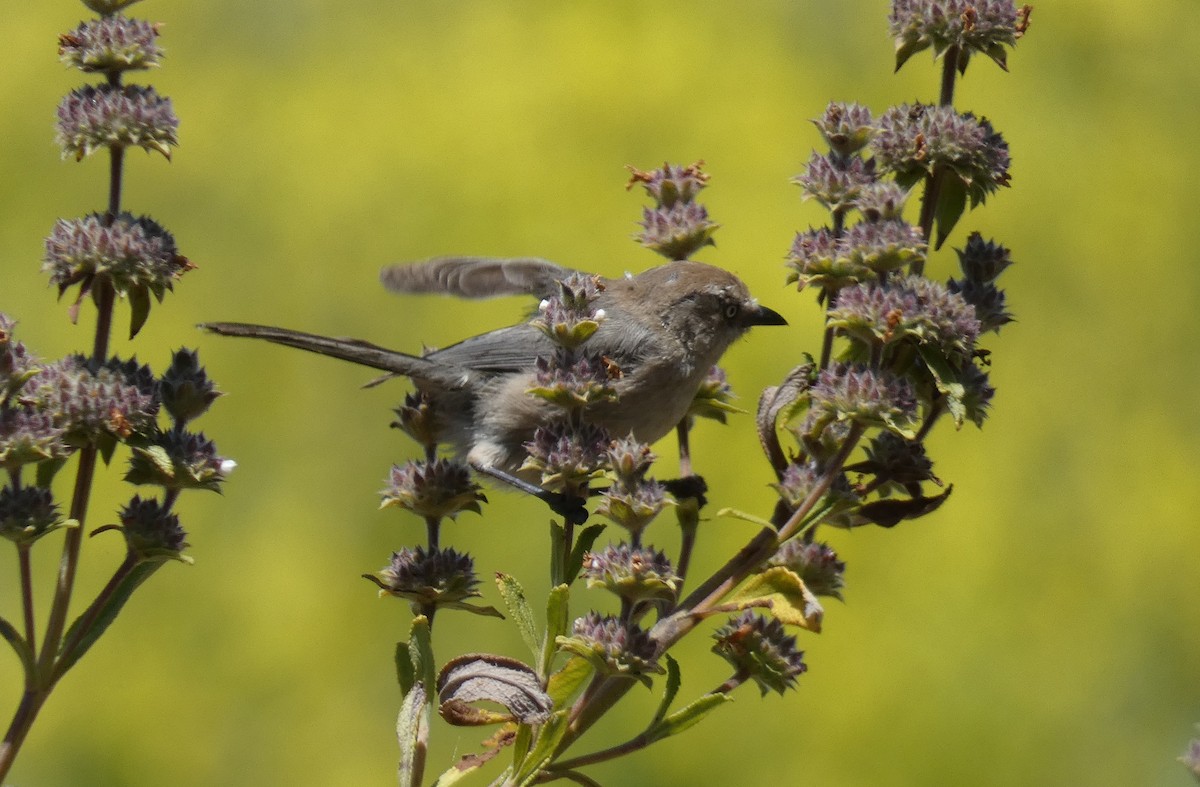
496,573,539,660
437,653,552,726
567,523,606,584
397,681,429,787
716,507,776,529
917,344,968,428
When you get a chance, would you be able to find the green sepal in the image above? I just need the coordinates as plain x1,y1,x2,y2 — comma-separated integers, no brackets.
57,559,163,677
496,573,539,660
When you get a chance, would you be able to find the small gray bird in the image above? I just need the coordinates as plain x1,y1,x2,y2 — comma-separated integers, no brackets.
202,256,785,476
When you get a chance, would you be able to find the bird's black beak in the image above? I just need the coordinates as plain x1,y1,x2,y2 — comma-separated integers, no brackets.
746,304,788,327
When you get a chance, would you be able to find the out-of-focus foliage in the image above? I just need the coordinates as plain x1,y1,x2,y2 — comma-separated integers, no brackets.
1,2,1197,785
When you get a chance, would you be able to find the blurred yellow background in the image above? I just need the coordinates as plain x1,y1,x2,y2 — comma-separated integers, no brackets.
2,1,1198,785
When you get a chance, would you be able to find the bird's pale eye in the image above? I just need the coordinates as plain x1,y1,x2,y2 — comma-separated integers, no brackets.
723,303,740,320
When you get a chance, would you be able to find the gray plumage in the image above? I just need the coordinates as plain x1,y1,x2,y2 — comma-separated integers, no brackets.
202,256,785,475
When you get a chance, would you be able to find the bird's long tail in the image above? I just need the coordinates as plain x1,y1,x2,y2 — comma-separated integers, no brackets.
200,322,470,387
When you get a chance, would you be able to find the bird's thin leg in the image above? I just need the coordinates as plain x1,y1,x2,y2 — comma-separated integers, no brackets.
470,463,589,525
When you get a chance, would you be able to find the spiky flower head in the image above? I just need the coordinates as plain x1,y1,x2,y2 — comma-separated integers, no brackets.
687,365,741,424
890,0,1032,74
827,275,980,359
956,232,1013,283
529,350,619,410
852,431,939,492
0,315,39,403
381,459,486,520
855,181,911,222
712,611,808,696
0,485,65,546
1179,728,1200,779
768,541,846,600
370,546,481,607
787,222,926,293
792,152,876,214
582,543,680,603
558,612,663,682
29,355,159,450
56,84,178,161
126,430,231,492
160,348,220,425
636,202,719,261
605,435,656,482
531,274,606,350
626,161,710,208
43,212,192,335
959,362,995,427
521,421,610,494
771,461,861,528
596,478,669,536
0,408,71,472
391,392,443,450
115,495,188,560
59,15,162,73
873,104,1010,204
805,363,919,439
812,102,875,156
950,233,1014,332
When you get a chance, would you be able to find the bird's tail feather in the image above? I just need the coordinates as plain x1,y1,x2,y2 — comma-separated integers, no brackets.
200,322,469,387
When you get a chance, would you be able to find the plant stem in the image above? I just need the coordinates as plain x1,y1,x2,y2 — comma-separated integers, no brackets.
18,546,35,654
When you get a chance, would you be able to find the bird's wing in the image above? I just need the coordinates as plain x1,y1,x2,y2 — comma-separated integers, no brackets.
426,324,560,372
380,256,579,300
427,322,653,375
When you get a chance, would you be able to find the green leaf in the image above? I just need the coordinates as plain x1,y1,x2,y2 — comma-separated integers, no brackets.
35,457,68,487
542,584,571,677
549,519,567,586
57,560,162,676
496,573,539,660
408,616,437,698
715,507,776,529
857,485,953,528
727,566,824,633
0,615,34,678
513,710,568,785
545,655,592,706
397,681,429,787
651,654,682,727
128,285,151,339
396,641,415,694
934,171,968,249
567,523,606,584
645,693,732,743
917,344,968,428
